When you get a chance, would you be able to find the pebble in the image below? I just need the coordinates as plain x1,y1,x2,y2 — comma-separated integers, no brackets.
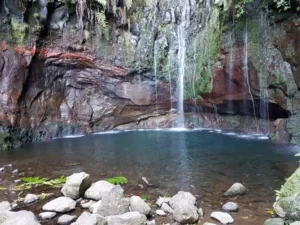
24,194,39,204
57,214,77,225
12,169,18,174
222,202,239,212
39,212,57,220
156,209,167,216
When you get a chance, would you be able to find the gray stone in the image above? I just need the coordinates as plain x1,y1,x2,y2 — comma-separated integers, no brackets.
39,212,57,220
94,185,130,216
73,212,97,225
0,210,40,225
198,208,204,217
57,214,77,225
81,200,95,209
263,218,284,225
274,196,300,220
24,194,39,204
61,172,91,199
95,214,107,225
0,201,11,211
222,202,239,212
172,200,199,224
291,222,300,225
156,210,166,216
146,220,156,225
155,197,171,207
84,180,114,201
105,212,147,225
211,212,234,224
42,197,76,213
89,200,102,214
203,223,217,225
224,183,246,196
169,191,196,208
130,196,151,215
161,202,173,214
12,169,18,174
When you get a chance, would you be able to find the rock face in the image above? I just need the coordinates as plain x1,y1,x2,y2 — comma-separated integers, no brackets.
0,210,40,225
105,212,147,225
61,172,91,199
42,197,76,213
84,181,114,201
0,0,299,146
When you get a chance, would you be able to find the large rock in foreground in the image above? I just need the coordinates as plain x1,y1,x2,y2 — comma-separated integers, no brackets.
84,181,114,201
61,172,91,199
130,196,151,215
274,196,300,220
93,185,130,216
0,210,40,225
264,218,284,225
42,197,76,213
105,212,147,225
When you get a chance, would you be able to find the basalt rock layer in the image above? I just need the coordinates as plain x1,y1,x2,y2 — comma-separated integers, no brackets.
0,0,299,146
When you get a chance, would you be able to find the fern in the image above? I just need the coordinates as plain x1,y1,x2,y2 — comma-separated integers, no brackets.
106,176,128,185
21,177,50,186
96,11,109,40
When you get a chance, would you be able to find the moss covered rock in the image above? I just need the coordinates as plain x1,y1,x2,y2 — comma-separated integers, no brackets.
0,132,12,151
273,167,300,220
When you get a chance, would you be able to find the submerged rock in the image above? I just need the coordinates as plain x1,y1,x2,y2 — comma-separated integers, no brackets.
0,201,11,211
222,202,239,212
24,194,39,204
105,212,147,225
264,218,284,225
211,212,234,224
130,196,151,215
0,210,40,225
84,180,114,201
61,172,91,199
42,197,76,213
224,183,246,196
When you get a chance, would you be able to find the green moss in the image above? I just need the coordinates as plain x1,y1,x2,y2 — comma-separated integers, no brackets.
11,18,29,45
277,167,300,199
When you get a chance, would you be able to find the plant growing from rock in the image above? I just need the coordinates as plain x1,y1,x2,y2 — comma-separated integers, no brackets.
106,176,128,185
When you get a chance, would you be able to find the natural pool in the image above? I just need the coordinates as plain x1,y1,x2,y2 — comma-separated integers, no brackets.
0,129,299,224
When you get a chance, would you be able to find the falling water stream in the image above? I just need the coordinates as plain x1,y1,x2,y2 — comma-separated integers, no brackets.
243,20,257,124
177,3,190,128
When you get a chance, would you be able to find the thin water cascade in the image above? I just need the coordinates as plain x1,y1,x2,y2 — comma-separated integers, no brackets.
168,54,175,128
259,89,270,134
176,4,190,128
154,40,159,129
228,29,235,114
243,20,257,123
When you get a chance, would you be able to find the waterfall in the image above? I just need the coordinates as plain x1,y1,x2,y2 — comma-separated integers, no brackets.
228,29,235,114
176,3,190,128
243,20,257,121
154,40,159,129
